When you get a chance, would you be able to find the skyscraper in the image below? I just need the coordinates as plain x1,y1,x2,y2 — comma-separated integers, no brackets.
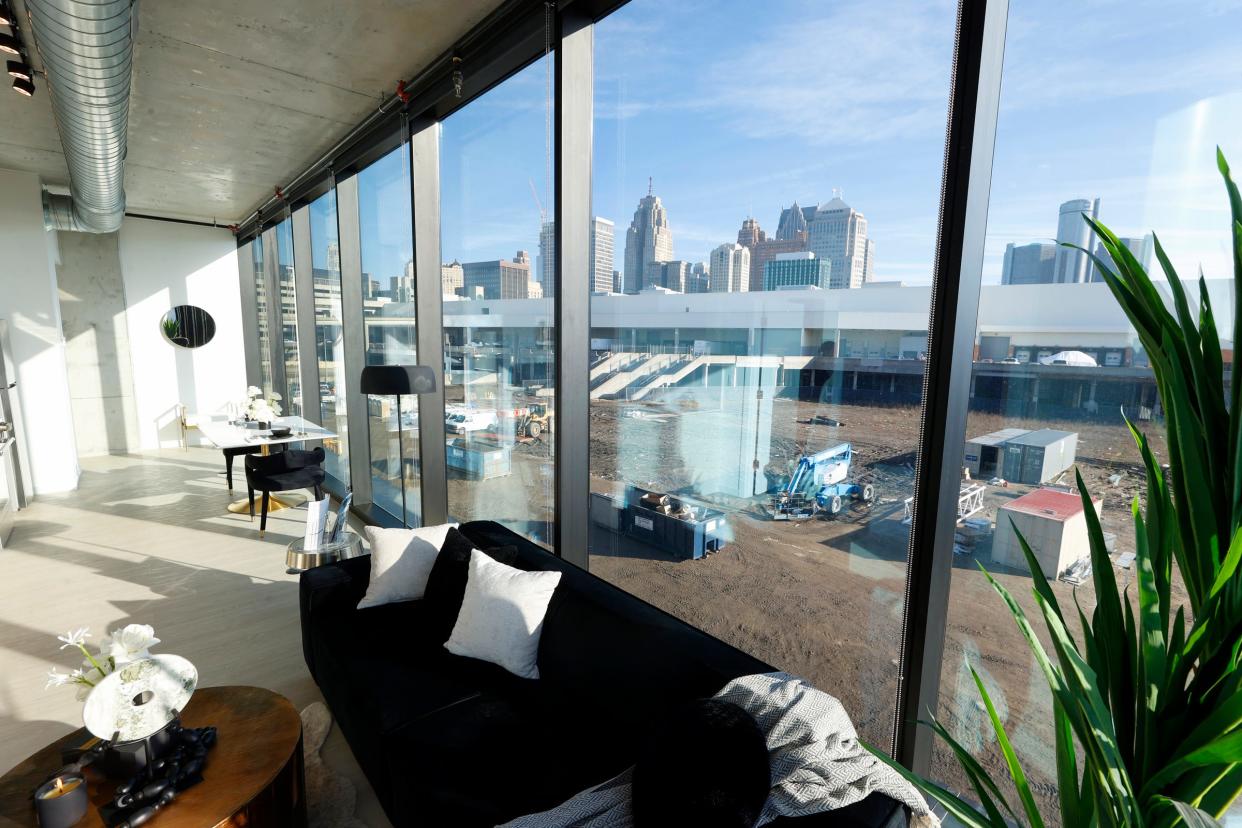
1091,235,1154,281
1053,197,1100,283
462,251,532,299
538,221,556,297
807,195,872,288
776,202,815,241
442,261,464,297
1001,242,1057,285
764,252,832,291
709,243,750,293
590,217,615,293
750,236,808,291
622,180,673,294
642,259,694,292
730,218,760,292
326,241,341,273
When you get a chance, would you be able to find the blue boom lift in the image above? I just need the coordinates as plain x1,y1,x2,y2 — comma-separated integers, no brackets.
769,442,874,520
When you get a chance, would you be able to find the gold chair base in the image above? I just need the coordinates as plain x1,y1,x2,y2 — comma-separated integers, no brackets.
226,493,300,515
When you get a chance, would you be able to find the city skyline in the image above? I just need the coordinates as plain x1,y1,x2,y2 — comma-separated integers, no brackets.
339,0,1241,290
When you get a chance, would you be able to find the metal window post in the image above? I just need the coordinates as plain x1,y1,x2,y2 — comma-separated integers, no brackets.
894,0,1009,771
411,120,449,527
554,4,593,569
336,174,374,506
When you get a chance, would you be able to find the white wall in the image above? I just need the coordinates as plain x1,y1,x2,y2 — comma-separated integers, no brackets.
118,218,244,448
0,169,80,494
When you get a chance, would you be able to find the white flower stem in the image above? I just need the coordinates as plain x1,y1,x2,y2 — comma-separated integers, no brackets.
77,643,107,677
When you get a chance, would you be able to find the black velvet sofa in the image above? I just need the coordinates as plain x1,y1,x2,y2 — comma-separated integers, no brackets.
300,520,908,828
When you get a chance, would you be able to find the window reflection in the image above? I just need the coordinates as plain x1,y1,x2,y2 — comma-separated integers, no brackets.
358,146,421,526
275,218,301,418
309,191,348,484
932,1,1242,821
587,0,956,751
252,239,274,396
439,57,556,545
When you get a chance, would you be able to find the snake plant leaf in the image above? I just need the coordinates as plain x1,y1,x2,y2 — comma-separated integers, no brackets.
863,741,1005,828
969,665,1045,828
1052,697,1087,828
1011,517,1070,638
1164,798,1223,828
1142,730,1242,800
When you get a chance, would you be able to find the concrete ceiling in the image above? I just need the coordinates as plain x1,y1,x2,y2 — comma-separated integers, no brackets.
0,0,502,223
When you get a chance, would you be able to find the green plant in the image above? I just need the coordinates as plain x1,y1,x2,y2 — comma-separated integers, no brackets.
870,150,1242,827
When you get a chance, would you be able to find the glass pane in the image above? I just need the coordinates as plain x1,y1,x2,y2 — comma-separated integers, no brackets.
310,190,348,485
933,2,1242,822
588,0,955,750
440,56,555,546
358,146,421,526
275,217,301,418
253,239,274,396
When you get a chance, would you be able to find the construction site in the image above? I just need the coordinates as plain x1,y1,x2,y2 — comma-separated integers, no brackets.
581,386,1172,818
363,279,1220,814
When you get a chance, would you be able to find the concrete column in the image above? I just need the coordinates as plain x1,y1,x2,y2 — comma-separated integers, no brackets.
1088,379,1097,403
969,374,977,398
0,170,79,494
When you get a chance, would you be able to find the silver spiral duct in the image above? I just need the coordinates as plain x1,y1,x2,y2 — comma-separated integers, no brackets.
29,0,136,233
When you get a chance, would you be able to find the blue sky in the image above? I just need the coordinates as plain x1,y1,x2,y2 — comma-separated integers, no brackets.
357,0,1242,287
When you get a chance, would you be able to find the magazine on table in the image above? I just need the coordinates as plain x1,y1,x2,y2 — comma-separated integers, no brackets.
328,492,352,544
304,496,330,551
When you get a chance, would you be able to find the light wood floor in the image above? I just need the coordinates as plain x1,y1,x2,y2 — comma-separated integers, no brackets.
0,448,392,827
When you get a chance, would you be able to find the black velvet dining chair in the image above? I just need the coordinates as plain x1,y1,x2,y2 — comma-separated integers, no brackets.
245,446,326,536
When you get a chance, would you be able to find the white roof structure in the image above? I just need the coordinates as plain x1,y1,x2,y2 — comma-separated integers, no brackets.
1039,350,1098,366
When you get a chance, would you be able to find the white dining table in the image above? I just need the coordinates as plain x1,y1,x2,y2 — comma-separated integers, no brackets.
197,415,337,514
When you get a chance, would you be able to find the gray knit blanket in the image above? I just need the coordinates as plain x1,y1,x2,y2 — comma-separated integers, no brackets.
499,672,939,827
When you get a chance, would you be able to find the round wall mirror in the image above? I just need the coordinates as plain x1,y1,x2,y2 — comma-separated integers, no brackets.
161,305,216,348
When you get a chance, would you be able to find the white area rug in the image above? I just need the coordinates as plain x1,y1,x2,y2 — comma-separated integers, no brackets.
301,702,367,828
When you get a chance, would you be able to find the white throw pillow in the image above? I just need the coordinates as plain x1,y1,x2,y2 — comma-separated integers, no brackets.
357,523,458,609
445,550,562,679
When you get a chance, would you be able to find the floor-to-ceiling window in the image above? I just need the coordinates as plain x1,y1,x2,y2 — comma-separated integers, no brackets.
439,57,555,545
357,146,421,525
275,217,302,418
932,1,1242,820
253,237,274,396
310,190,348,485
586,0,956,749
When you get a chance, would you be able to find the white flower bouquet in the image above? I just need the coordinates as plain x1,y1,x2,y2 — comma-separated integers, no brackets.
45,625,161,702
242,386,283,424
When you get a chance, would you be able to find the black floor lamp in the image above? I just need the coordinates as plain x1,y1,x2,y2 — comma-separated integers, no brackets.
359,365,437,527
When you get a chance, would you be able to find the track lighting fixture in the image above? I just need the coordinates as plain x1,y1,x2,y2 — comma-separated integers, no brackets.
12,76,33,96
0,32,20,55
7,59,30,81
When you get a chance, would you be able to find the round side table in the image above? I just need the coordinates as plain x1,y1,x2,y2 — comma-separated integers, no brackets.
0,686,306,828
286,531,363,573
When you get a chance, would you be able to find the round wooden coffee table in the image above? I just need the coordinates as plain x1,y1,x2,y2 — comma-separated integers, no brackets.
0,686,306,827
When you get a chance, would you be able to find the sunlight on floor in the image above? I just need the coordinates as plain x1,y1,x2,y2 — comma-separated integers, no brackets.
0,448,391,827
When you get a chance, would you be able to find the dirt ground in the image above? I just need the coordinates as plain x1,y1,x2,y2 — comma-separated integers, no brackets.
583,395,1175,824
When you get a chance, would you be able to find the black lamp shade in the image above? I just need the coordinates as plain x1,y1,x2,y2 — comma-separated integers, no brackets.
0,33,19,55
7,59,30,80
12,75,32,96
359,365,437,396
